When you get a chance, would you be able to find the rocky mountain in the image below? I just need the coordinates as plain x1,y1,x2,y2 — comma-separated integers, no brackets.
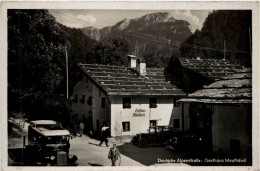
81,26,100,41
81,12,192,57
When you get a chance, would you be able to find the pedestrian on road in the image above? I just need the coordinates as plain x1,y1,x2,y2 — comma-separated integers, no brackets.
79,122,85,137
108,144,121,166
82,115,87,134
72,121,78,137
99,125,109,147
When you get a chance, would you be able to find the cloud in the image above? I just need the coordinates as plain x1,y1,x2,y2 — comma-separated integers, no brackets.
49,10,97,28
77,14,97,24
170,10,202,32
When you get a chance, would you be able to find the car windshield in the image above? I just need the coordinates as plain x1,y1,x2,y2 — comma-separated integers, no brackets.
149,127,163,133
36,123,61,129
149,127,172,133
46,136,68,144
163,127,172,132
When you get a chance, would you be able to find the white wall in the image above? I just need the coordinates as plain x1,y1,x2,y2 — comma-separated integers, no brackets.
110,95,182,137
71,76,93,121
72,76,183,136
92,83,110,130
71,76,110,131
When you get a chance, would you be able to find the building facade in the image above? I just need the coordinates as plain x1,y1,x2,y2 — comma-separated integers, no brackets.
178,68,252,157
70,55,186,137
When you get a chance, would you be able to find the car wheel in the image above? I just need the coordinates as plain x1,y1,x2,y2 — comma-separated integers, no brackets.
139,140,147,148
8,151,17,161
132,139,138,146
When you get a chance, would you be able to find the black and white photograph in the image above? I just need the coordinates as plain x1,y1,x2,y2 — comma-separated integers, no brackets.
1,1,259,170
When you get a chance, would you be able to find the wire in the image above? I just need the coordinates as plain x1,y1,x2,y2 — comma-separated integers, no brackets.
131,31,249,53
49,10,105,29
49,10,250,54
123,32,249,53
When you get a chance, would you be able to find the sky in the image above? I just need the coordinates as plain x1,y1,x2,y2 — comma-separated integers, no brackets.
49,10,212,33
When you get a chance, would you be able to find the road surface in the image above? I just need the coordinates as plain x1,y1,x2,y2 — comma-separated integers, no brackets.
8,123,189,166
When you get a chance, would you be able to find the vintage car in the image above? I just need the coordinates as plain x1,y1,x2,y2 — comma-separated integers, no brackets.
131,126,174,147
166,129,203,153
9,120,78,166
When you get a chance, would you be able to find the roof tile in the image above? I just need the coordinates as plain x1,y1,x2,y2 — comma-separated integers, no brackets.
179,58,243,80
78,64,185,96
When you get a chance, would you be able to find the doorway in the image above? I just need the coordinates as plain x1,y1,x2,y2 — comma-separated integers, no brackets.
189,103,213,152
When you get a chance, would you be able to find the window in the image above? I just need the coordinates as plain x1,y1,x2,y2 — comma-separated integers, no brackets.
103,120,107,127
96,119,100,130
122,97,131,108
149,98,157,108
150,120,157,127
173,119,180,129
173,98,180,107
101,97,106,108
80,95,85,103
74,95,78,103
87,96,92,106
122,122,130,132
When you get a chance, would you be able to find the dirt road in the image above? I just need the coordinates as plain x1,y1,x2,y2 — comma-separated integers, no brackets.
69,135,189,166
8,123,189,166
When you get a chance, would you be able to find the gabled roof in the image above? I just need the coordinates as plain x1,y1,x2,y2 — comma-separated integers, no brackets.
178,58,243,81
178,68,252,104
77,64,185,96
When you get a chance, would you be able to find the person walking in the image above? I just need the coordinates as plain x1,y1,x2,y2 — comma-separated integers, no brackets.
72,121,78,137
79,121,85,137
99,125,109,147
108,144,121,166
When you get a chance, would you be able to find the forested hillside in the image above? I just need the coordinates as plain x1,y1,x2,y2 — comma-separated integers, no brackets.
180,10,252,67
8,10,95,124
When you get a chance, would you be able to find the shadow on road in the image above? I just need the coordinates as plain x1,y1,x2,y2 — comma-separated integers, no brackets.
88,142,100,146
117,142,189,166
88,163,103,166
117,142,252,166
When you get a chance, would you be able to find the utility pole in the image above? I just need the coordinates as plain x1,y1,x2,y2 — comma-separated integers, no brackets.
224,39,226,60
134,40,137,56
249,27,252,63
65,32,69,99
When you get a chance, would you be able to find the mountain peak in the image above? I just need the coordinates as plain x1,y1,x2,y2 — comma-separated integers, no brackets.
81,11,192,48
137,12,176,23
115,18,131,30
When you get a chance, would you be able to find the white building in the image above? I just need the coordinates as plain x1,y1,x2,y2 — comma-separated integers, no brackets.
70,55,186,138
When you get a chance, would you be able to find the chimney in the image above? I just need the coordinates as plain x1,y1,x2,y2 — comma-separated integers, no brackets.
137,59,146,76
128,55,136,68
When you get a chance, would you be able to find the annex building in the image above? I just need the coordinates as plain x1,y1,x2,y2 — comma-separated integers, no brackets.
178,68,252,158
170,57,243,93
70,55,186,137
